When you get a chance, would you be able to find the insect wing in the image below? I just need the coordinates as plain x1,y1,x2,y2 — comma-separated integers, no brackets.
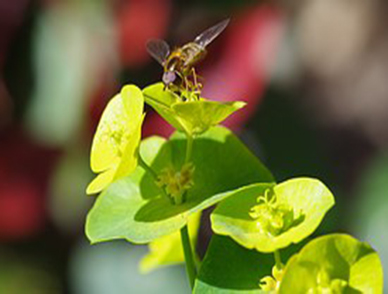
194,19,230,48
146,39,170,65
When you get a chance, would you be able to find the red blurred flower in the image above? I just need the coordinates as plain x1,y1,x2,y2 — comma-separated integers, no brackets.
116,0,171,67
0,176,43,239
0,128,60,240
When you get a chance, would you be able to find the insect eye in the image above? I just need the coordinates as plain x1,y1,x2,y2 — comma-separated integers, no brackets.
163,71,176,85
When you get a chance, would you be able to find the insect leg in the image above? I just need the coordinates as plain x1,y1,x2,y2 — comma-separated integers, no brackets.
191,68,203,98
173,71,188,101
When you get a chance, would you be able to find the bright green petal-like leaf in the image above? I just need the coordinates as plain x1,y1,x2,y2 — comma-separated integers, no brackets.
279,234,383,293
86,168,116,195
143,82,180,106
122,85,145,132
143,83,185,132
114,115,144,180
87,85,144,194
139,212,201,273
90,93,123,172
86,126,274,244
143,83,245,135
211,178,335,253
172,100,246,135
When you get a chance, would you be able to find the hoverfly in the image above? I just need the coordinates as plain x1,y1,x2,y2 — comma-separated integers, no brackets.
146,19,230,97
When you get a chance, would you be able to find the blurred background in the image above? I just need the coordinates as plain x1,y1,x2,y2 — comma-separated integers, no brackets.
1,0,387,293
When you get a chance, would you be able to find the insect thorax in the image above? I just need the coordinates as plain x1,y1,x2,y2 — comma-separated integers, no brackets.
165,43,205,75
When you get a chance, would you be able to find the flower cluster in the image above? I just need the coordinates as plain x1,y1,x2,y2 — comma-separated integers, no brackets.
156,163,195,205
86,82,383,293
249,188,303,237
86,82,248,273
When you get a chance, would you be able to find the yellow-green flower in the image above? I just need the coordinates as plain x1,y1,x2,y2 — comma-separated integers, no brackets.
211,178,335,253
278,234,383,294
143,83,245,136
86,85,144,194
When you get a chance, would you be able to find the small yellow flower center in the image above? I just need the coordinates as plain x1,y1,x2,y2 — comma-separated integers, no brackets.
307,270,348,294
249,188,305,237
260,265,284,292
156,163,195,205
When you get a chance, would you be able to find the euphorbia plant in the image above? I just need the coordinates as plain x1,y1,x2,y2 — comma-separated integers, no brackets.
85,52,383,294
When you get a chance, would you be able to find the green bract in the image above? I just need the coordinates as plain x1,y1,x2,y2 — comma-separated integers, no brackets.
143,83,246,136
86,126,274,244
211,178,335,253
87,85,144,194
139,212,201,273
279,234,383,293
194,281,264,294
194,235,274,293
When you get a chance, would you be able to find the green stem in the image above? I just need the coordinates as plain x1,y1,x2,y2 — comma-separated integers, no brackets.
180,225,197,289
138,155,158,180
185,134,193,164
181,134,194,203
274,250,282,269
138,155,171,202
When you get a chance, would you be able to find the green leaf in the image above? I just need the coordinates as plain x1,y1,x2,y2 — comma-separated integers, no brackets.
86,126,274,244
172,100,245,135
194,233,305,293
143,82,180,106
143,83,245,135
143,83,184,132
194,280,264,294
279,234,383,294
193,235,273,293
211,178,335,253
